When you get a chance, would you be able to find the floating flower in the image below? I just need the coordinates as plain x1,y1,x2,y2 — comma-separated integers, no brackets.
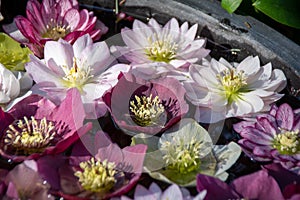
132,118,241,186
0,33,32,71
4,160,54,199
106,72,189,135
234,103,300,174
112,18,209,80
196,170,285,200
184,56,287,123
3,0,108,57
0,88,92,162
113,182,207,200
26,34,129,118
37,132,147,199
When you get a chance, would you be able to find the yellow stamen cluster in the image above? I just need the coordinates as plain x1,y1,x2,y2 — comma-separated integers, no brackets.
160,136,202,173
62,57,93,90
42,18,70,40
74,158,119,194
129,94,165,126
217,68,247,103
4,116,56,155
273,129,299,155
145,34,178,63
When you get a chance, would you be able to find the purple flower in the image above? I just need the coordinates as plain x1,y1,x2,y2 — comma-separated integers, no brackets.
196,170,285,200
114,182,207,200
37,131,147,199
112,18,209,80
25,34,129,118
4,160,54,199
0,88,92,162
234,103,300,173
106,72,189,135
3,0,108,58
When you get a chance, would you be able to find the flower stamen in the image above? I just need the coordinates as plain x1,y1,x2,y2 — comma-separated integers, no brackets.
129,94,165,126
42,18,70,40
160,136,202,173
4,116,56,155
75,158,122,194
273,129,300,155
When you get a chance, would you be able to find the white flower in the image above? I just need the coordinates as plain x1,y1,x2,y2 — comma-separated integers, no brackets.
0,63,20,104
184,56,287,123
112,18,209,80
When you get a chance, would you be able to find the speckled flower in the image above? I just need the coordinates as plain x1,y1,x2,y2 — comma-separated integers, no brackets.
37,131,147,200
106,72,189,135
184,56,287,123
0,89,91,162
132,118,241,186
26,34,129,118
3,0,108,58
112,18,209,80
113,182,207,200
234,103,300,174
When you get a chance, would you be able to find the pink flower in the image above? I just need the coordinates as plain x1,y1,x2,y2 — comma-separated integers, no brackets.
233,103,300,174
105,72,189,135
37,131,147,199
3,0,108,58
0,88,92,162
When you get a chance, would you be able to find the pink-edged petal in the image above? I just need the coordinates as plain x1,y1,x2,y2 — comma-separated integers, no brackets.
75,9,89,30
63,8,80,30
26,0,46,32
44,39,74,68
231,170,284,200
14,16,41,43
276,103,294,130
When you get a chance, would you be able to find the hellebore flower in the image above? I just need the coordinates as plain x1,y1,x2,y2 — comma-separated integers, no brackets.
38,132,147,200
112,18,210,80
4,160,54,200
0,88,92,162
3,0,108,58
26,34,129,118
113,182,207,200
184,56,287,123
132,118,241,186
107,72,189,135
196,170,285,200
0,33,32,71
234,103,300,174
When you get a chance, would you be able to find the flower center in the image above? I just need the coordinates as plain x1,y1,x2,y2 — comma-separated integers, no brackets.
129,94,165,126
145,34,178,63
42,19,70,40
74,158,121,194
62,57,93,91
3,116,56,155
160,136,202,173
217,69,247,103
273,129,300,155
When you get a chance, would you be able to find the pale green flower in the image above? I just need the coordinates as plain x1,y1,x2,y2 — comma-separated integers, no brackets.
0,33,32,71
132,118,241,186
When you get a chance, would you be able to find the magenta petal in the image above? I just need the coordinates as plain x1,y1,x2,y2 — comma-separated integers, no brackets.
233,121,255,133
240,127,273,145
276,103,294,130
76,9,89,30
196,174,240,200
283,183,300,199
0,109,14,134
26,0,46,32
48,88,85,130
14,16,40,43
231,170,285,200
256,117,277,137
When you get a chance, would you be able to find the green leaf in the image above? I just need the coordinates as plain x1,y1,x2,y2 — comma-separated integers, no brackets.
253,0,300,29
221,0,243,13
0,33,32,71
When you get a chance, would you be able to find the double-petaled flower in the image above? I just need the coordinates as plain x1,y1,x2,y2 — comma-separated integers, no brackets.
234,103,300,174
0,89,91,162
184,56,287,123
3,0,108,57
25,34,129,118
112,18,209,80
